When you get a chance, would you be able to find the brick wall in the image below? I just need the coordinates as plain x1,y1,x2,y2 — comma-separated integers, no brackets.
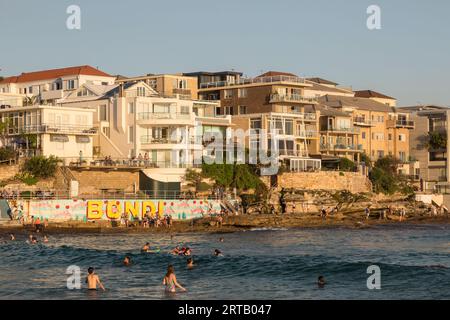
270,171,372,194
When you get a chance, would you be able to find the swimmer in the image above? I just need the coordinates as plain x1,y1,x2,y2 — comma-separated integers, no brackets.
31,236,38,244
318,276,326,288
219,237,224,242
9,234,15,241
141,242,151,253
43,235,49,243
170,246,181,255
28,234,33,243
183,247,192,256
123,256,131,266
163,265,186,293
187,258,195,269
86,267,105,291
214,249,223,257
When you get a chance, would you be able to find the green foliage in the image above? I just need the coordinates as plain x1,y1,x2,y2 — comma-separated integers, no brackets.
184,169,203,192
338,157,356,172
360,153,372,168
0,146,16,161
369,156,413,195
201,163,265,192
22,155,59,178
427,132,447,150
331,190,369,212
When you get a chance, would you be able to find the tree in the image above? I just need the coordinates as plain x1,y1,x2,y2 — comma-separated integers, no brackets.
369,156,412,195
0,146,16,161
22,155,59,178
426,132,447,150
338,157,356,172
184,169,203,194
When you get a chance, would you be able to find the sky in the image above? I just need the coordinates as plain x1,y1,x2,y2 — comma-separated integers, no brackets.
1,0,450,106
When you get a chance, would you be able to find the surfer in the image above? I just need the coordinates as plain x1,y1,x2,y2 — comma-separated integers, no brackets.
163,265,186,293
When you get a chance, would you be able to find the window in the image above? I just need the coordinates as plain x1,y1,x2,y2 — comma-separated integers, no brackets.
128,102,135,114
215,107,222,116
399,152,406,162
377,150,384,158
239,106,247,114
77,88,91,97
399,134,406,142
153,104,169,113
362,132,366,139
238,88,248,98
137,87,146,97
67,80,75,90
180,106,190,114
224,106,233,115
388,133,392,141
99,105,107,121
224,90,233,99
28,86,33,94
128,126,134,143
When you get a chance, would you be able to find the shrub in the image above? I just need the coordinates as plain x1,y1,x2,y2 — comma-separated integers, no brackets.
338,157,356,172
22,155,59,178
0,146,16,161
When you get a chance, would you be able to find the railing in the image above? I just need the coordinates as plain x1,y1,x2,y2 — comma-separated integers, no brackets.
137,112,192,121
200,75,307,89
140,136,203,145
320,144,363,151
296,130,318,138
269,93,318,104
353,117,373,126
396,120,415,127
278,149,309,157
8,123,97,135
321,127,360,133
0,189,223,201
75,157,202,169
292,112,317,120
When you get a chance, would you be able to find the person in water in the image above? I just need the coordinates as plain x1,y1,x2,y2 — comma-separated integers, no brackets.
163,265,186,293
214,249,223,257
30,236,38,244
187,258,195,269
183,247,192,256
318,276,326,288
86,267,105,291
219,237,224,242
9,234,15,241
171,246,181,255
141,242,151,252
43,235,49,243
123,256,131,266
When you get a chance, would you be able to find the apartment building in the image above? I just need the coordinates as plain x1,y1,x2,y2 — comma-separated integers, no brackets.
191,71,322,172
401,105,450,192
0,65,116,105
117,74,199,100
0,92,95,162
319,95,413,164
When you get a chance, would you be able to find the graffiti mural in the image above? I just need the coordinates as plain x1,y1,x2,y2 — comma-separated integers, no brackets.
10,199,222,222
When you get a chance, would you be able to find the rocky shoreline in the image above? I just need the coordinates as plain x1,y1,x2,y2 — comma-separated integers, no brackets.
1,211,449,236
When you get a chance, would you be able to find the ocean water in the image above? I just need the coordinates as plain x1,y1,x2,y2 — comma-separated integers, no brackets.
0,224,449,300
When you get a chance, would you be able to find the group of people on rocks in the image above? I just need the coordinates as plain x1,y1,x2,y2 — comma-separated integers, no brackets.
120,212,173,229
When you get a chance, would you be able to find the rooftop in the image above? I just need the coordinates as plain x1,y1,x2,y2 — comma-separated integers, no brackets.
306,77,338,86
0,65,113,84
354,90,396,100
319,95,395,113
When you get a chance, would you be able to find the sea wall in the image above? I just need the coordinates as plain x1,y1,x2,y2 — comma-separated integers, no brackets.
8,199,222,222
269,171,372,194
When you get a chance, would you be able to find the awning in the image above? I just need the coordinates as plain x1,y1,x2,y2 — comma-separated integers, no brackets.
76,136,90,143
50,135,69,142
142,172,182,183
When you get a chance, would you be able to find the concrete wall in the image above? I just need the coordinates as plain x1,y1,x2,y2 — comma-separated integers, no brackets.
0,165,20,181
274,171,372,193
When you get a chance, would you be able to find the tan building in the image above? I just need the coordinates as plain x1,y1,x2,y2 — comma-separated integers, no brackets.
401,105,450,192
116,74,198,100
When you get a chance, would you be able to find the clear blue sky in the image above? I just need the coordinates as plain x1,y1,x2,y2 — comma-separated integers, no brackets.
1,0,449,106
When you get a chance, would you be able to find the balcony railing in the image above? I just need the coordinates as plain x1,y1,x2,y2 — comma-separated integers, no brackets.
321,127,360,133
269,93,318,104
138,112,192,121
277,149,309,157
8,124,97,135
320,144,363,151
296,130,318,138
387,119,415,129
140,136,203,145
199,75,307,89
353,117,374,126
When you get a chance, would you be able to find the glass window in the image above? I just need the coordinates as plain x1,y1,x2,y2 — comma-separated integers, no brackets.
99,105,107,121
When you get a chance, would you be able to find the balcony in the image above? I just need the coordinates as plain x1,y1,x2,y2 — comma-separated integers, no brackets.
320,143,363,152
353,117,374,127
278,149,310,158
199,75,308,89
269,93,318,104
40,90,64,101
296,130,318,138
140,135,203,147
137,112,193,125
387,119,415,129
320,126,360,134
11,123,97,135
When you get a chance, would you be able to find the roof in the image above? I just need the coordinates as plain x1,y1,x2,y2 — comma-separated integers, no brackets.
305,80,354,95
320,95,395,112
256,71,298,78
398,105,450,112
315,104,351,117
0,65,112,84
183,71,243,77
306,77,338,86
354,90,396,100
